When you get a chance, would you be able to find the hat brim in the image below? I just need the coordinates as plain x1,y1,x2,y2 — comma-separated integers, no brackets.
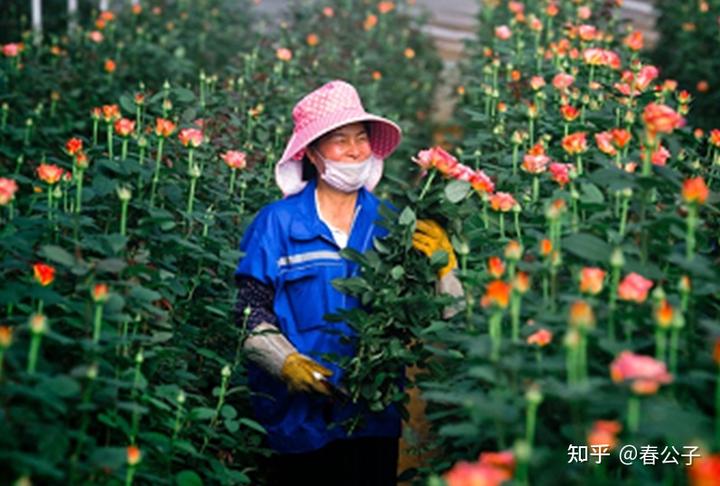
275,110,402,196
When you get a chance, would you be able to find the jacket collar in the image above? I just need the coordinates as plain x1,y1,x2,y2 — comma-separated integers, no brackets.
289,178,372,248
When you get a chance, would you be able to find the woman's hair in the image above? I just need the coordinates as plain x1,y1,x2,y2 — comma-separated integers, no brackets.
301,121,372,181
301,153,317,181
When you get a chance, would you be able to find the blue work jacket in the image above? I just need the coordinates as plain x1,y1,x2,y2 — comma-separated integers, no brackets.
234,177,401,454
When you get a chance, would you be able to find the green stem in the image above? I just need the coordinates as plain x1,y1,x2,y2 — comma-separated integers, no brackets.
490,312,503,362
27,333,42,374
228,168,237,195
655,327,667,362
526,402,539,447
578,330,587,384
627,396,640,434
150,138,164,207
125,466,136,486
482,197,489,229
686,205,697,262
75,169,84,214
120,200,129,237
529,118,535,146
576,154,583,176
618,193,630,237
107,124,114,159
511,292,520,343
566,344,576,385
187,176,198,215
92,303,104,343
47,188,53,222
608,267,620,341
418,169,437,201
130,354,143,444
669,327,680,375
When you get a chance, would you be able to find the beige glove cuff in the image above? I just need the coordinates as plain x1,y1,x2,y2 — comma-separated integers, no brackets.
242,322,297,378
436,268,466,319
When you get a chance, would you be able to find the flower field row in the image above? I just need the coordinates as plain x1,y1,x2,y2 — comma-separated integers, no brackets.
377,1,720,484
0,1,440,484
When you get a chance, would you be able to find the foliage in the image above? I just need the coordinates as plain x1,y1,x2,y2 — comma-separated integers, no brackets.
0,0,440,484
651,0,720,129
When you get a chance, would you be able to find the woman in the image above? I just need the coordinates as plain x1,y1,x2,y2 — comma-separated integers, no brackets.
234,80,461,485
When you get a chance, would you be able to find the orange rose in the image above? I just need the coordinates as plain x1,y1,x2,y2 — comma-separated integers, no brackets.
623,31,643,51
618,272,653,303
682,177,709,205
36,164,64,185
562,132,588,155
127,445,142,466
91,283,109,303
579,267,606,295
114,118,136,138
481,280,512,309
527,329,553,347
154,118,176,138
653,299,674,329
642,103,685,135
489,192,517,212
487,256,505,278
568,300,595,329
33,263,56,286
65,137,83,156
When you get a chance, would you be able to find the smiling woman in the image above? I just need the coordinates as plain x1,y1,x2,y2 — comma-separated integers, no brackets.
233,79,461,485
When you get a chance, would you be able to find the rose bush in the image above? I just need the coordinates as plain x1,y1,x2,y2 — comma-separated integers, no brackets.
651,0,720,129
331,1,720,484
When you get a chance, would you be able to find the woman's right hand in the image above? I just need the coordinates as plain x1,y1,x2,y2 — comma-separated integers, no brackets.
280,352,334,395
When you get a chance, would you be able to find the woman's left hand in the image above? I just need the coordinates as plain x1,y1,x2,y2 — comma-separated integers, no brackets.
411,219,457,278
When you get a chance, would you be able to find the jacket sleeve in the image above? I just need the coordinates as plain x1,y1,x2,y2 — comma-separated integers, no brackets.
234,206,281,287
234,275,279,331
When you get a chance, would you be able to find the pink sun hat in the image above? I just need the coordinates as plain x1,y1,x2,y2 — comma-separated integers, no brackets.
275,79,402,196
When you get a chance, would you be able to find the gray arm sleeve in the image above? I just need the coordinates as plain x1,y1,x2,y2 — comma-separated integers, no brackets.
243,322,298,378
436,268,466,319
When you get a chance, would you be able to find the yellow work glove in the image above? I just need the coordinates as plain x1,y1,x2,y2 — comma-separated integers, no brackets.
280,352,334,396
411,219,458,278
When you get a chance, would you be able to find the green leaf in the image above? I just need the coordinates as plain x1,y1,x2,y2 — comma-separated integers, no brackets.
390,266,405,280
190,407,216,421
444,180,471,203
176,470,204,486
224,419,239,433
239,417,266,434
38,375,81,398
562,233,612,263
399,207,416,226
101,234,128,255
95,258,127,274
221,404,237,419
39,245,75,267
128,285,162,303
119,94,136,114
174,87,196,103
579,182,605,204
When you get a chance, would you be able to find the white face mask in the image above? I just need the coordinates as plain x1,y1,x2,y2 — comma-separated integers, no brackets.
313,149,376,193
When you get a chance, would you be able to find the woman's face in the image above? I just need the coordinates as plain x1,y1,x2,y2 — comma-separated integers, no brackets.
308,122,371,172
